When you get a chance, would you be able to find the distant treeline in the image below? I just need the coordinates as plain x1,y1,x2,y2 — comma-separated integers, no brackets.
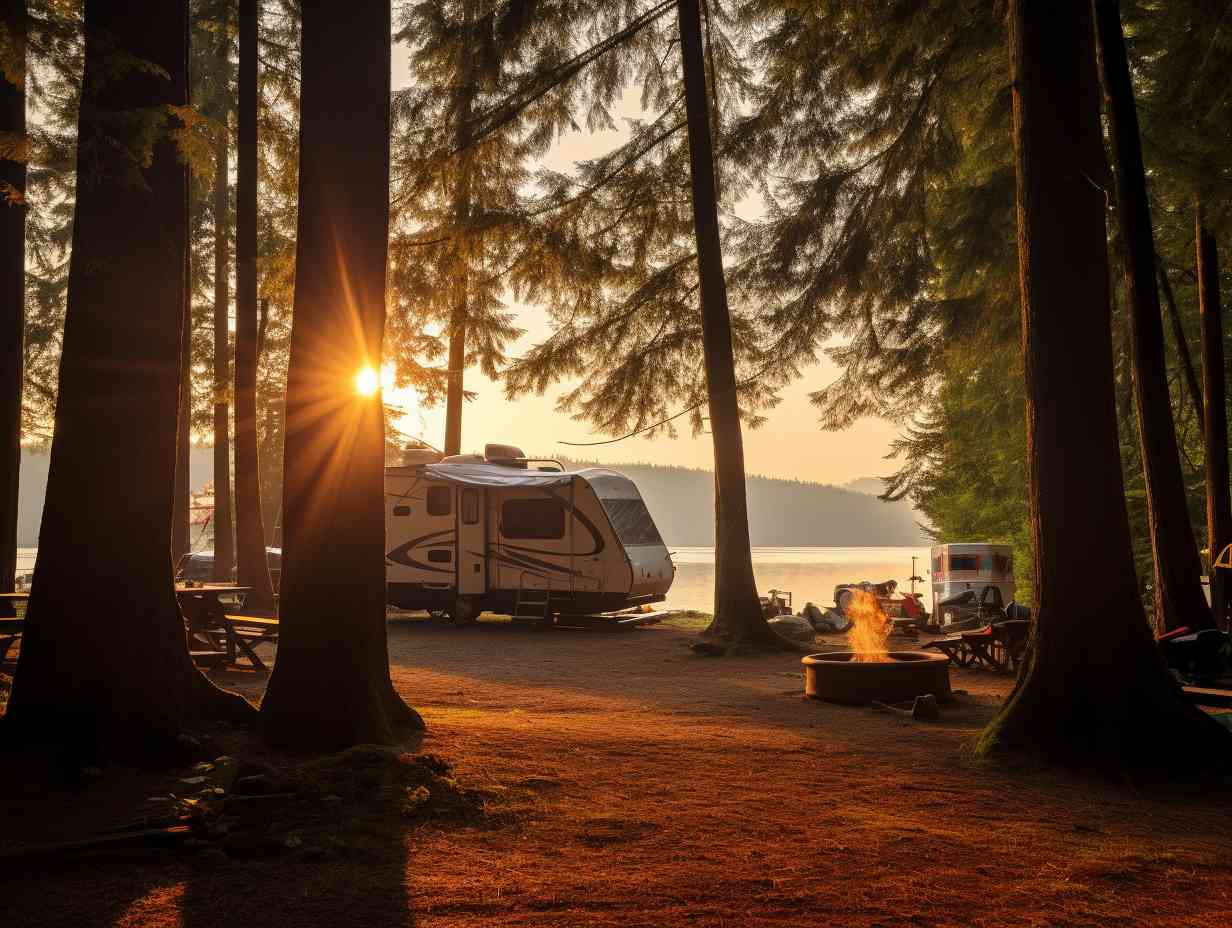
15,450,925,549
559,459,926,547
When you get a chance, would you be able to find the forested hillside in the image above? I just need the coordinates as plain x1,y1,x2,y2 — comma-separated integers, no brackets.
15,449,923,548
573,461,925,546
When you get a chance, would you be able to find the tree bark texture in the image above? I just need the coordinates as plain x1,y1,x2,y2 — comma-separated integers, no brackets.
0,0,25,595
233,0,274,612
979,0,1229,771
676,0,779,648
1197,204,1231,630
5,0,254,759
173,302,192,565
259,0,422,750
1093,0,1212,633
211,23,234,581
172,4,192,568
1156,257,1203,425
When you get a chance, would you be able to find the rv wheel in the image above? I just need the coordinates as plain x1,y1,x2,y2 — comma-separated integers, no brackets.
451,597,479,625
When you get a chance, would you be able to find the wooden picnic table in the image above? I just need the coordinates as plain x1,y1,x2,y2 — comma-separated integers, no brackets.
176,584,251,666
0,593,27,660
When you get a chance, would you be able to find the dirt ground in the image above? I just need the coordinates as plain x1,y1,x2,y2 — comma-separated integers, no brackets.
4,615,1232,927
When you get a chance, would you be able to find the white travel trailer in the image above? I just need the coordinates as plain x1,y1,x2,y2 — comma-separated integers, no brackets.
930,542,1015,623
385,446,675,623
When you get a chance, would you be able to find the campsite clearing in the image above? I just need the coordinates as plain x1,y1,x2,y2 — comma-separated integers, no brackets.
3,618,1231,927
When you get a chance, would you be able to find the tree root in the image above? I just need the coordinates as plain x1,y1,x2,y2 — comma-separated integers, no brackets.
978,683,1232,780
692,627,807,657
384,680,425,732
192,672,259,726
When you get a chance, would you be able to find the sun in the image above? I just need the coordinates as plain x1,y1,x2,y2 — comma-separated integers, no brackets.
355,365,380,396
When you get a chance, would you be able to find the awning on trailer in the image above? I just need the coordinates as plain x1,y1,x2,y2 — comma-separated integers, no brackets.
420,463,577,489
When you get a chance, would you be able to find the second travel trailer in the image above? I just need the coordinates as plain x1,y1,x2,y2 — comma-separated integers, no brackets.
930,542,1016,625
385,445,675,625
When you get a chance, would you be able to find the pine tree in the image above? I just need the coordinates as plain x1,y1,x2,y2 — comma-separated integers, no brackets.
389,0,558,450
979,0,1229,771
0,0,26,598
1121,0,1232,626
259,0,422,750
209,0,234,580
673,0,774,645
1092,0,1212,633
5,0,254,759
13,1,83,446
1196,205,1230,627
232,0,274,610
497,1,790,640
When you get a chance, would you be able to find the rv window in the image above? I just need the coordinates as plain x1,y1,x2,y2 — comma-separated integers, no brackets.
501,498,565,539
426,486,451,516
427,549,452,563
949,554,981,571
393,505,411,517
599,497,663,547
461,489,480,525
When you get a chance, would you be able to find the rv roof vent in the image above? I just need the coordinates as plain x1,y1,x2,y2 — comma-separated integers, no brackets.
485,443,527,468
441,453,484,464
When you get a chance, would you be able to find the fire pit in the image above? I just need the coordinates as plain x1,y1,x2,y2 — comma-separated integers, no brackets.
802,651,952,705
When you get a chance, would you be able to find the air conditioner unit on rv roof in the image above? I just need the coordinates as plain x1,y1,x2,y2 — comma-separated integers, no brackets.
484,443,526,467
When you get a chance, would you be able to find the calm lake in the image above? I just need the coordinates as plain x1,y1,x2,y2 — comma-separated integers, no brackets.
665,545,931,612
16,544,934,613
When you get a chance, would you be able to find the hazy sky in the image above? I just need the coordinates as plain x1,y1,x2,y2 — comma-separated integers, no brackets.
388,41,904,488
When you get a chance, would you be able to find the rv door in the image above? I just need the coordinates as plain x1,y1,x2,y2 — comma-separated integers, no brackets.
457,487,486,597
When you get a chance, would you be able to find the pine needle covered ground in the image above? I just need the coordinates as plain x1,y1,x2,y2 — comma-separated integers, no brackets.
3,621,1232,927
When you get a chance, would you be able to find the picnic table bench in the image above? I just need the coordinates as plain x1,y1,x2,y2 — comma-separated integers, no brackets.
176,586,281,671
0,592,29,662
176,585,251,668
221,614,280,671
923,619,1030,673
1182,685,1232,709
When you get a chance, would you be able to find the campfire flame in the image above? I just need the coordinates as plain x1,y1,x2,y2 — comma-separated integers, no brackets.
846,590,890,663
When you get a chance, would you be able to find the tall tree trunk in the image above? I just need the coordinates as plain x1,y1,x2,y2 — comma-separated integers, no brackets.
676,0,781,649
259,0,422,750
212,31,234,582
4,0,254,759
232,0,274,612
0,0,25,598
1093,0,1213,633
979,0,1228,771
172,295,192,565
1156,257,1203,424
442,1,475,458
1197,202,1231,630
443,309,466,455
172,4,192,569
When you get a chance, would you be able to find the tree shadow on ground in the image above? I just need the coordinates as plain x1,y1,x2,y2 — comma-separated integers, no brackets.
0,721,500,928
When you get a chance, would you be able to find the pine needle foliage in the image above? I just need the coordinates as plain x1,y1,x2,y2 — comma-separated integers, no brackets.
500,0,781,440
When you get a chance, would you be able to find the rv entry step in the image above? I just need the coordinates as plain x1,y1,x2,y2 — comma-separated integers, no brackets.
554,609,668,630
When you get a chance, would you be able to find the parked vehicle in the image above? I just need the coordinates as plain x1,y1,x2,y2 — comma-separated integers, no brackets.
176,547,282,591
385,444,675,622
930,543,1015,626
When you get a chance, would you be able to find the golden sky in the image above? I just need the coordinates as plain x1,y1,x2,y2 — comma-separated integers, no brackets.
388,45,904,487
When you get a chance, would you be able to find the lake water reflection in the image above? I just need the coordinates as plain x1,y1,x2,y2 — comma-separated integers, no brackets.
665,545,932,613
